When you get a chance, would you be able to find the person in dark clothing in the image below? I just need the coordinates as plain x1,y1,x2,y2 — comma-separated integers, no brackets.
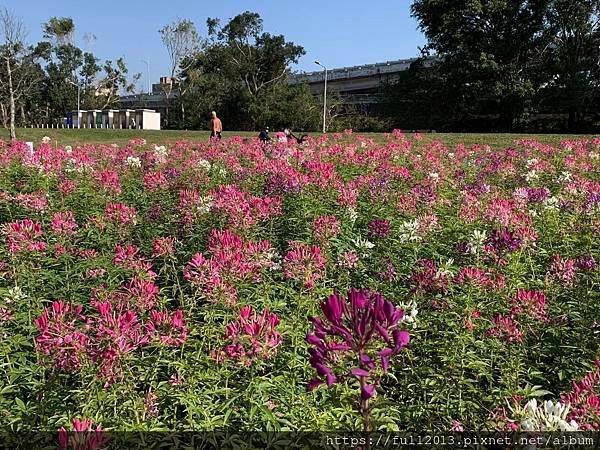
258,127,271,142
288,130,308,144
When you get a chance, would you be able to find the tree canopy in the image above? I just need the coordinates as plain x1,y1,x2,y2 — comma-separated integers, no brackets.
389,0,600,131
175,11,319,131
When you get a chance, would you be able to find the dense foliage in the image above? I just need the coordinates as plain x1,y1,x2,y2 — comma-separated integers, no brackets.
0,132,598,437
176,12,321,131
381,0,600,133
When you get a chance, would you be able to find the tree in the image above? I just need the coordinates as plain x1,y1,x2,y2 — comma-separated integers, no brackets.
379,57,456,131
542,0,600,131
159,19,201,126
411,0,552,131
0,8,41,139
94,58,140,109
179,11,314,130
208,12,305,98
43,17,75,46
41,43,89,119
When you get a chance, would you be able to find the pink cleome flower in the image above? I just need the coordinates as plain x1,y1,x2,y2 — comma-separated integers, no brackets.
34,301,88,372
152,236,175,258
51,211,78,236
313,215,342,242
147,309,188,347
104,203,137,227
212,306,282,367
58,418,105,450
2,219,46,254
283,242,327,290
510,289,548,322
548,254,577,287
184,229,276,304
487,314,523,343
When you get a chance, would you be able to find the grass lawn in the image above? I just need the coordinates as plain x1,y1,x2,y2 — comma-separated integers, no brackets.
2,127,598,148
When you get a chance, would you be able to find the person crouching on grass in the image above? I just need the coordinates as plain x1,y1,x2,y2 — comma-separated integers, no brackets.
210,111,222,140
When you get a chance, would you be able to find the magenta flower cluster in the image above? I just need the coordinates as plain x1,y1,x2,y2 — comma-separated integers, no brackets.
306,289,410,400
184,229,276,305
35,298,188,384
283,241,327,289
211,306,282,367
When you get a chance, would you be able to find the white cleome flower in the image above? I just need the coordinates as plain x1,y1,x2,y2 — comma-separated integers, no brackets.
347,207,358,224
428,172,440,183
196,159,212,172
519,399,579,432
4,286,27,304
266,251,282,271
436,258,455,278
399,299,419,327
154,145,169,158
543,196,560,211
468,229,487,254
398,219,421,243
41,136,52,144
352,236,375,251
126,156,142,168
526,158,538,168
557,171,572,183
525,170,539,183
195,195,214,215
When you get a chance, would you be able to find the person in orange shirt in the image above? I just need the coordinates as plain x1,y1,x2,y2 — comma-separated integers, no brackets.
210,111,222,140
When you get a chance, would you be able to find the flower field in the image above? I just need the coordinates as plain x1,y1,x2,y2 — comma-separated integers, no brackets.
0,131,599,437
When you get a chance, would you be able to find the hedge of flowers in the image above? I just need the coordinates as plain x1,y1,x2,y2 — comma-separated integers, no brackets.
0,132,598,435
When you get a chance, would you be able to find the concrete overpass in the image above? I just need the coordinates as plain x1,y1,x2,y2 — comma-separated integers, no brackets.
289,58,423,105
120,58,429,114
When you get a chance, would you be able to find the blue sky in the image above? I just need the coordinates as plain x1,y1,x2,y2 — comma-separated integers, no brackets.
1,0,426,91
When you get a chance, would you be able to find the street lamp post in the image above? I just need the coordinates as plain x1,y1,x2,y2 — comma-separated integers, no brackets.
66,78,81,129
142,59,150,93
315,60,328,133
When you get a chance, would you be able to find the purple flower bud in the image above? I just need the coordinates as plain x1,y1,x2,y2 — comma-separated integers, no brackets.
391,309,404,324
381,356,390,372
306,333,321,346
351,368,370,377
393,330,410,351
360,354,375,370
321,294,343,325
383,300,395,323
307,379,323,391
378,348,393,357
374,323,390,342
331,325,354,343
315,363,331,376
350,289,367,309
325,373,337,386
306,288,410,397
309,316,326,332
330,342,352,351
361,384,376,400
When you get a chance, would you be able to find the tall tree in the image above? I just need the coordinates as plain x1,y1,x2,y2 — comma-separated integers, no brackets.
180,11,313,130
0,8,41,139
43,17,75,46
159,19,201,126
411,0,551,131
94,58,140,109
543,0,600,131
